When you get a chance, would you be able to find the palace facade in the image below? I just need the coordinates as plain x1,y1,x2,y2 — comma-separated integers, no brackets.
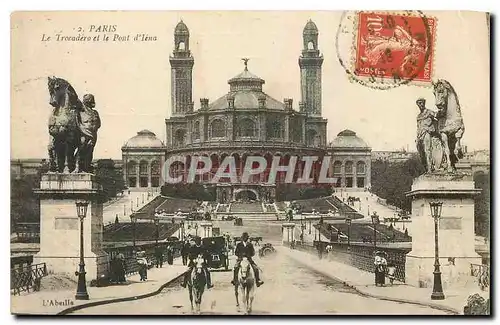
121,20,373,202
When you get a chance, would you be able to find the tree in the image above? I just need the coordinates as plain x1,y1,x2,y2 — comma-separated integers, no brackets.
276,184,332,201
474,171,490,238
95,159,126,202
370,154,425,212
160,183,216,201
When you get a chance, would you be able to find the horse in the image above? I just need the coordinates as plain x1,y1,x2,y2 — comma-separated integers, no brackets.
47,76,83,173
432,79,465,172
186,254,207,314
234,257,256,315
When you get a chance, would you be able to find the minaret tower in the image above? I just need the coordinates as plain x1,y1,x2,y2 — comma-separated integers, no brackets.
169,20,194,115
298,20,324,116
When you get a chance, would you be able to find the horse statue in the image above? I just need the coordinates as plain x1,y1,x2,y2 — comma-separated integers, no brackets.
47,76,100,173
187,254,206,314
234,257,256,315
432,79,465,172
47,77,82,173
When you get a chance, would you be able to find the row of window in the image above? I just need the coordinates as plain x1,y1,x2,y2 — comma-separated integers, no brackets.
173,119,321,146
126,160,161,176
333,161,366,174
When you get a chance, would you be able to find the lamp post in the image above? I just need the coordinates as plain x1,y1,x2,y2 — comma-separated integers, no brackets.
429,201,445,300
195,223,199,237
154,217,160,246
180,221,185,241
75,200,89,300
130,215,137,251
371,212,379,249
345,217,352,249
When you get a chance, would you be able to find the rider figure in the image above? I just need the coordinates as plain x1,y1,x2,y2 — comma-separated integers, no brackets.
181,236,214,289
231,232,264,287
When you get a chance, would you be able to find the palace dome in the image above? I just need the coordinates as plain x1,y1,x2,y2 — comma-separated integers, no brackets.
330,129,370,149
123,130,165,149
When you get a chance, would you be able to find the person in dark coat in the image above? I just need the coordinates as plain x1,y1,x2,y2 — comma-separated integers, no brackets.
181,240,190,266
155,247,164,268
231,232,264,287
180,237,213,289
116,252,126,283
166,245,174,265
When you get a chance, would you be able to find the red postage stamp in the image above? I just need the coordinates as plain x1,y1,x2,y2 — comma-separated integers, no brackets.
353,12,436,85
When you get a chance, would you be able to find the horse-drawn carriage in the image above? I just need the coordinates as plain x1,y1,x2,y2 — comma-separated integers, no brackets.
202,236,230,271
258,243,276,257
234,217,243,226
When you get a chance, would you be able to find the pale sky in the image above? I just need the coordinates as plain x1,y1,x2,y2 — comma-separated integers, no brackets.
11,11,490,160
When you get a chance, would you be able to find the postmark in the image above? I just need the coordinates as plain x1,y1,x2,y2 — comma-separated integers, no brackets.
336,11,437,90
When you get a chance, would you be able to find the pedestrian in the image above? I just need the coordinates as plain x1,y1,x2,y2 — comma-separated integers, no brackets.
387,262,396,285
116,252,126,283
137,251,148,281
166,245,174,265
374,252,387,286
181,240,189,266
155,246,164,268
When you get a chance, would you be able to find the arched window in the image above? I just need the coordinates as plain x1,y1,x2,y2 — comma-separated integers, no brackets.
139,160,149,188
192,121,200,140
151,160,160,187
139,160,148,175
127,160,137,175
345,161,353,175
308,41,315,50
333,161,342,174
178,41,185,50
356,161,366,174
210,119,226,138
267,120,283,139
238,118,256,137
174,129,186,146
306,129,319,146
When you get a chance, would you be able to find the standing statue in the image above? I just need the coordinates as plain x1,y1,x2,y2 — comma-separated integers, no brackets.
77,94,101,173
433,79,465,172
415,98,443,172
47,76,100,173
47,77,82,173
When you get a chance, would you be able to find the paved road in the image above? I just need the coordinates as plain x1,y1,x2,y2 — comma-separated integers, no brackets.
72,253,450,315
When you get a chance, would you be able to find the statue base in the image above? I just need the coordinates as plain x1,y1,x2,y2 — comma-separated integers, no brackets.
34,173,109,281
405,173,481,288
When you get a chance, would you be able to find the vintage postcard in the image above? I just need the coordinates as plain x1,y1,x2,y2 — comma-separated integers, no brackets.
10,11,490,315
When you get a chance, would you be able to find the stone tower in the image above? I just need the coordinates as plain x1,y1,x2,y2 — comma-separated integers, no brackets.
170,20,194,116
299,20,324,117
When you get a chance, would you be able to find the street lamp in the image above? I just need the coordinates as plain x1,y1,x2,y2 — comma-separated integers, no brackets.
429,201,445,300
371,212,380,249
195,223,199,237
345,217,352,249
130,215,137,250
75,200,89,300
154,217,160,246
180,221,185,241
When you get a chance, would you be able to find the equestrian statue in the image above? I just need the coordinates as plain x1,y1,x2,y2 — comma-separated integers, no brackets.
47,76,101,173
416,79,465,174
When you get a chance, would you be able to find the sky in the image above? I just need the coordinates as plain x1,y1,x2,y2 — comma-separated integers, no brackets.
11,11,490,160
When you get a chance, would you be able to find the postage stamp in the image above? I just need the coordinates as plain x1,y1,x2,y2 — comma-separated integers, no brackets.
350,11,436,87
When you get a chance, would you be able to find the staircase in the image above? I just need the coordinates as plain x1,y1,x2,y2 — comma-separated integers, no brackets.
103,189,161,224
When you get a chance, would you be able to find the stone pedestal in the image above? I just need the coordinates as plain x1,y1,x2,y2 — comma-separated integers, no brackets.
34,173,108,281
282,223,295,244
405,173,481,288
199,222,213,238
